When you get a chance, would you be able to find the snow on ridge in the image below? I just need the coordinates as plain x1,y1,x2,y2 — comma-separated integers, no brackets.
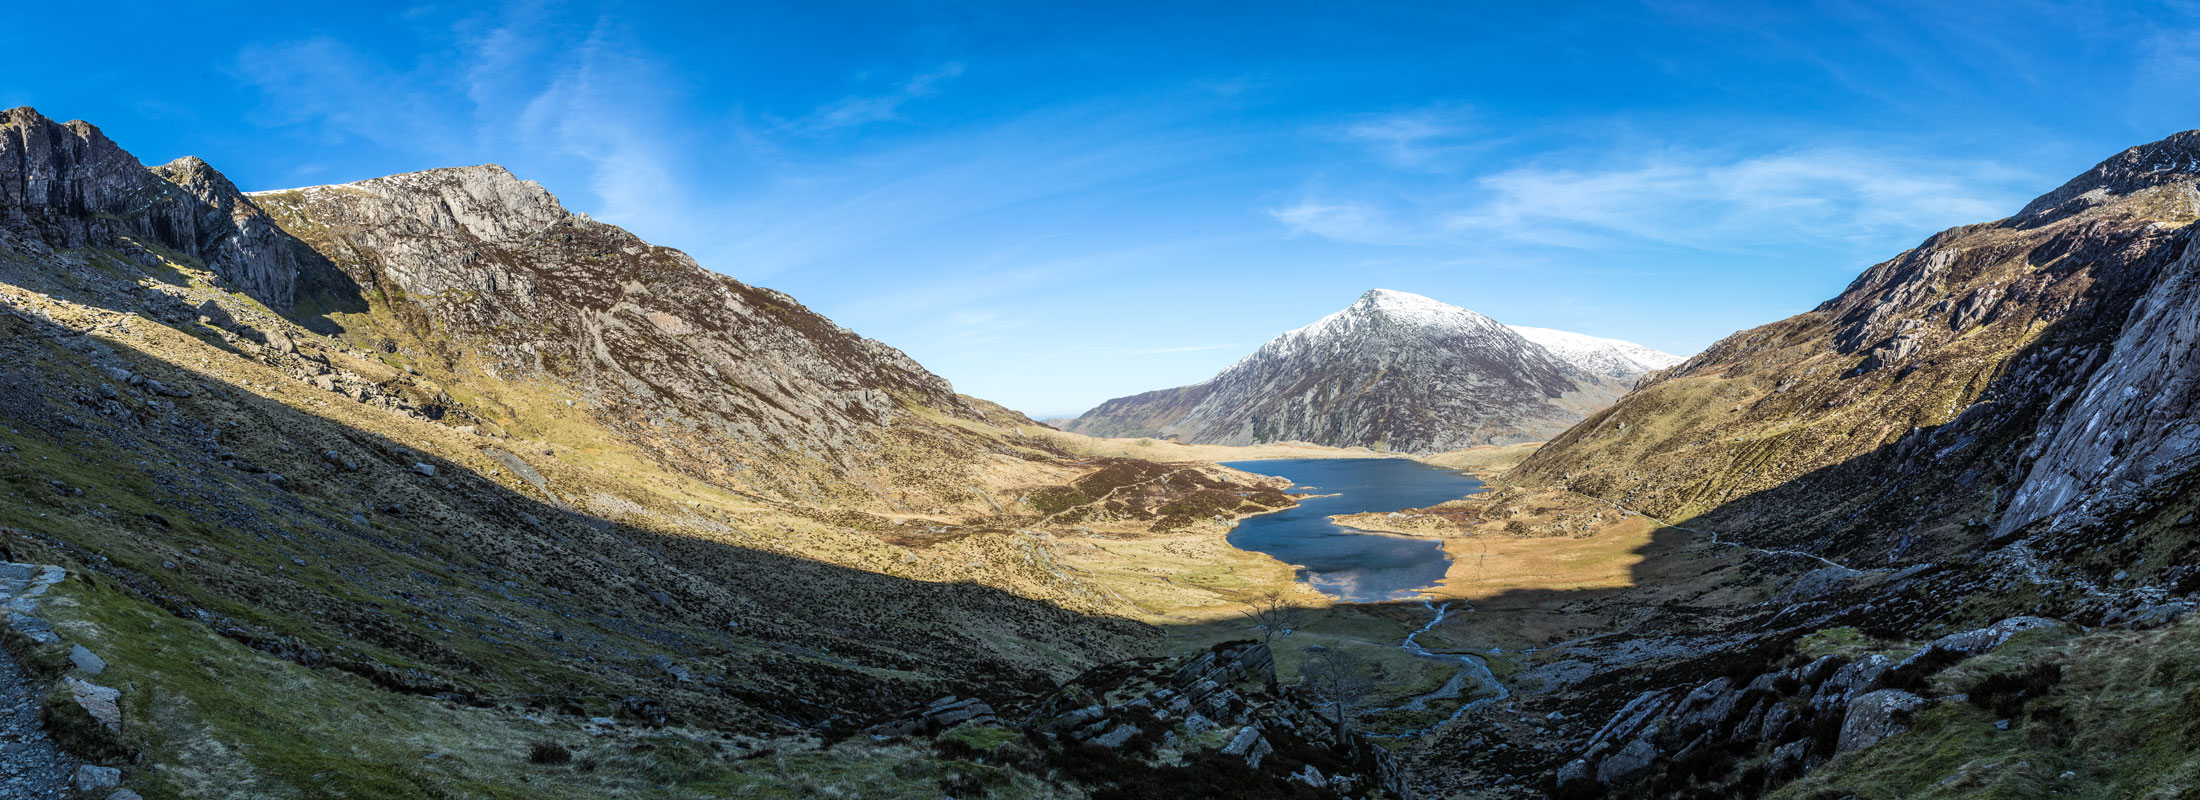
1507,325,1684,378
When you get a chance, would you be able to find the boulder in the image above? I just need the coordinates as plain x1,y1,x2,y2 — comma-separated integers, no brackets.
70,644,106,675
411,462,438,477
73,765,121,794
1596,736,1660,787
1837,689,1925,753
66,677,123,735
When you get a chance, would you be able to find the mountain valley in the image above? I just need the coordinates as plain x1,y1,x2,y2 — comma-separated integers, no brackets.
2,102,2200,800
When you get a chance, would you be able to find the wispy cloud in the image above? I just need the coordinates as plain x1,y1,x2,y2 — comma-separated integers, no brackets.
1276,145,2034,254
1338,108,1483,169
1125,343,1238,354
514,18,690,228
234,36,466,151
1270,199,1423,245
777,63,966,134
1454,148,2028,250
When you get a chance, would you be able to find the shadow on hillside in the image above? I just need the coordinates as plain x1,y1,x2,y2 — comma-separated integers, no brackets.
0,304,1148,734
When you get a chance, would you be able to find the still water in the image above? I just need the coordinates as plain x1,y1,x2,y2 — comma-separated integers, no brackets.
1220,458,1486,603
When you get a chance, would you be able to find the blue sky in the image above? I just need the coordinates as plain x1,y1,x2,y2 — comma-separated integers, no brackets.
8,2,2200,416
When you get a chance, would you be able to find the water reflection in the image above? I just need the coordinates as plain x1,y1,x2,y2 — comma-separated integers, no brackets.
1221,458,1486,603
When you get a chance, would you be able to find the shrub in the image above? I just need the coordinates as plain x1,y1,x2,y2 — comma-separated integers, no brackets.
1962,662,2063,719
528,741,573,765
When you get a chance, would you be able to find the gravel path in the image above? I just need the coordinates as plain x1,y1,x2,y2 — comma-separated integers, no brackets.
0,563,81,800
0,646,78,800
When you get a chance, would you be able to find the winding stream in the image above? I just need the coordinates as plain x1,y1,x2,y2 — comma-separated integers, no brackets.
1221,458,1509,736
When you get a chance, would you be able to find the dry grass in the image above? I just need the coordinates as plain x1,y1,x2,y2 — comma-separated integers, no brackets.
1412,442,1544,479
1019,428,1390,463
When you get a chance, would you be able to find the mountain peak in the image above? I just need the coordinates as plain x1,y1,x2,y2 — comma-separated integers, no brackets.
2017,129,2200,224
1312,288,1501,336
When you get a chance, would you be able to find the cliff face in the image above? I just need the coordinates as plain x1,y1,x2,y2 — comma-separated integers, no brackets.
1065,289,1633,452
0,108,310,309
1509,130,2200,564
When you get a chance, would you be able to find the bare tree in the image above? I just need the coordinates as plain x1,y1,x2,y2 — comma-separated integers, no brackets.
1238,589,1301,647
1300,645,1378,734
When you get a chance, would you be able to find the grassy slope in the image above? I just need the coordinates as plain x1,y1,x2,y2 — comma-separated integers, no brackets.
1772,618,2200,800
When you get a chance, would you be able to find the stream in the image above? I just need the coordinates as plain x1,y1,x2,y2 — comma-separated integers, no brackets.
1220,458,1508,736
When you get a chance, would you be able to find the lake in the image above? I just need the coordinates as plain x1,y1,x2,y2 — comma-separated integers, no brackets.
1220,458,1486,603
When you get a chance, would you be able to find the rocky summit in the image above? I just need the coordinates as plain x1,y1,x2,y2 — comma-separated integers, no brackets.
1061,289,1672,452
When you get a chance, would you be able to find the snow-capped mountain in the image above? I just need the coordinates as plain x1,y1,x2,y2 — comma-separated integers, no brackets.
1062,289,1637,452
1506,325,1685,380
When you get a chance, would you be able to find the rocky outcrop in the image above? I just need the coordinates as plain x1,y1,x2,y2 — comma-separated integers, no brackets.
870,642,1409,798
0,108,312,310
1065,289,1634,452
1998,239,2200,537
1558,616,2059,795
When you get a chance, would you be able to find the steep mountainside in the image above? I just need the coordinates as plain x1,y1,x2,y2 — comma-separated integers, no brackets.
1063,289,1629,452
1510,132,2200,566
1496,132,2200,798
0,108,1359,798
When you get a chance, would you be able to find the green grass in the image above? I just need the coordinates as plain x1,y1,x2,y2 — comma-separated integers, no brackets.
1772,617,2200,800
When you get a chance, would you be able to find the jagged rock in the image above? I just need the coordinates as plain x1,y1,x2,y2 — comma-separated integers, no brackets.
1774,566,1861,604
1220,726,1272,768
1584,689,1670,757
1090,723,1137,749
1813,654,1892,713
1289,764,1329,788
2122,601,2193,629
1671,677,1745,737
66,677,123,735
1838,689,1926,753
645,654,693,683
411,463,437,478
1556,758,1592,788
1758,698,1799,742
1897,616,2062,670
1766,739,1813,777
140,379,189,398
0,110,309,309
